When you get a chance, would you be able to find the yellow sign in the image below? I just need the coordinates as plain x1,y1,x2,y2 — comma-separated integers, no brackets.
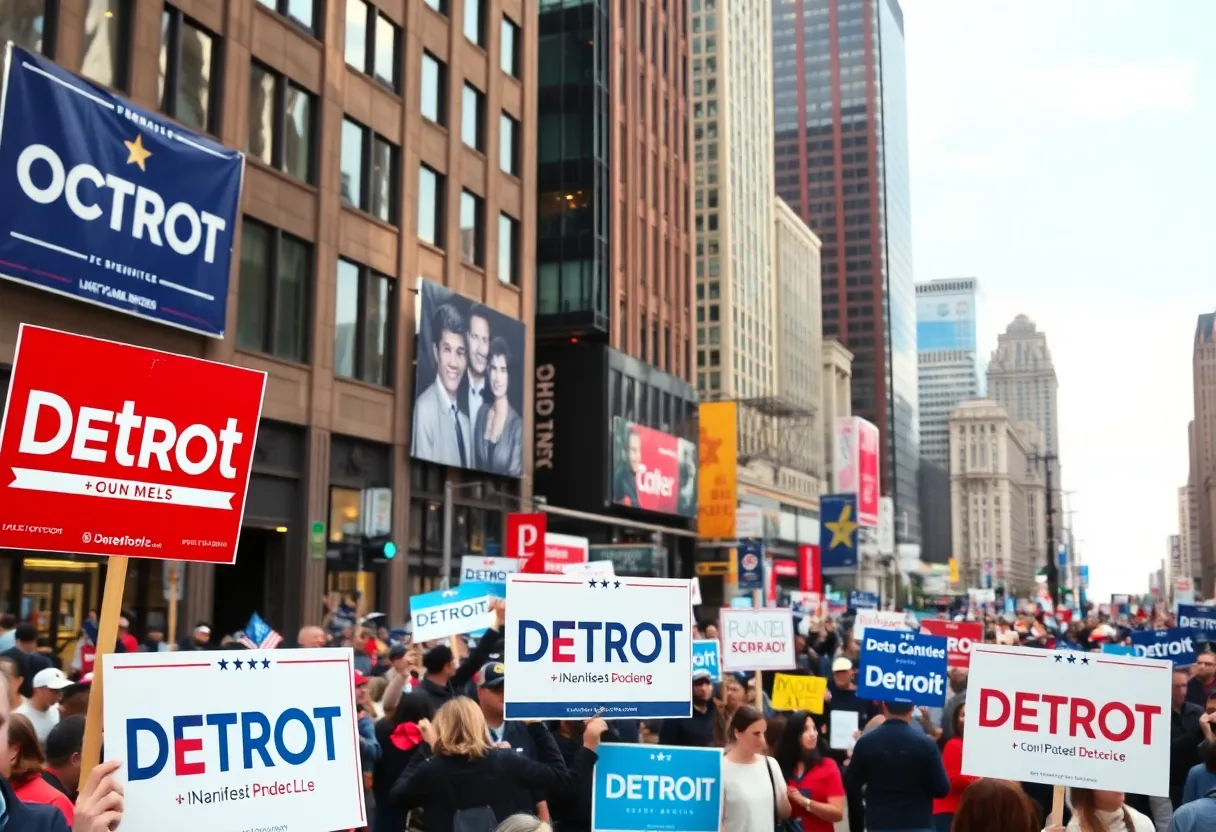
771,674,827,714
696,561,730,577
949,558,959,584
698,401,738,539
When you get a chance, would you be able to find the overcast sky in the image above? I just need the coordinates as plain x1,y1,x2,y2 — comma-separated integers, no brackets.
901,0,1216,600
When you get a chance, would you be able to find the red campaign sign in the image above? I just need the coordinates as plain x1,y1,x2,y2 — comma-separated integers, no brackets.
541,533,588,574
772,559,798,578
613,421,683,515
920,619,983,668
856,418,880,526
799,544,821,594
507,512,547,572
0,325,266,564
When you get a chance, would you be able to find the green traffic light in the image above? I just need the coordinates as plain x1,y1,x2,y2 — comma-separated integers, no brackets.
384,541,398,559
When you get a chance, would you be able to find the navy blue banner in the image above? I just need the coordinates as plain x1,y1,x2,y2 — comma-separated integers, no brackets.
1177,605,1216,642
849,591,879,610
857,629,948,707
820,494,858,570
735,540,764,591
1130,627,1196,666
0,45,243,337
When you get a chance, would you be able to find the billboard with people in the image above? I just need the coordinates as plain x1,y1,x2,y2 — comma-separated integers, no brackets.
411,279,526,478
610,417,697,518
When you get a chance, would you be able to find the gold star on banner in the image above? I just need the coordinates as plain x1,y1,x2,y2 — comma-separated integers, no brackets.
124,134,151,172
826,503,858,549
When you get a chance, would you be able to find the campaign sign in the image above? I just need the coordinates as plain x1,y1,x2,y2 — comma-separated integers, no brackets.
592,743,721,832
857,630,948,708
719,608,795,673
1177,605,1216,641
849,591,880,610
962,644,1172,796
1102,644,1136,657
409,582,498,643
692,640,720,682
852,608,911,639
102,648,365,832
736,540,763,591
505,573,693,719
1130,628,1196,666
460,555,519,595
0,325,266,563
0,46,244,338
919,620,982,668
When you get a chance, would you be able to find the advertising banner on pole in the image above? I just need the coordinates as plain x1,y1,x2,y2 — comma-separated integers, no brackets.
103,648,366,832
409,582,499,642
719,608,795,673
591,744,722,832
819,494,859,570
508,512,547,568
692,640,720,682
505,573,693,719
734,541,764,591
798,544,821,593
919,620,983,668
697,402,737,539
833,417,880,527
857,630,948,707
961,644,1172,796
0,325,266,563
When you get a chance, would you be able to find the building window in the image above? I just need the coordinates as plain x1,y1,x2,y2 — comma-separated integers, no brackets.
424,0,446,15
335,259,395,386
158,7,219,133
256,0,316,34
500,15,520,78
499,112,519,176
463,0,484,46
459,190,484,267
418,165,444,247
497,213,518,286
420,51,446,125
340,118,398,223
3,0,55,55
81,0,129,89
461,83,485,151
247,62,314,183
344,0,400,92
236,218,312,362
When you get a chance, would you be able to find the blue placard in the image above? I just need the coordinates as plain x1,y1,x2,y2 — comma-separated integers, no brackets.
850,591,880,610
592,743,722,832
0,46,243,338
857,629,948,707
1101,644,1136,656
1177,605,1216,641
1130,627,1197,666
692,640,720,682
1004,596,1016,615
735,540,764,591
408,581,499,642
820,494,858,569
729,596,753,609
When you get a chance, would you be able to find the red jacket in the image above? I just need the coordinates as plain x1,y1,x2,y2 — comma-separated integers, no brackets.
932,736,977,816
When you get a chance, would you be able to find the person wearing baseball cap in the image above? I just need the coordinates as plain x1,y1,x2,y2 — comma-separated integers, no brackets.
474,661,551,819
16,669,71,744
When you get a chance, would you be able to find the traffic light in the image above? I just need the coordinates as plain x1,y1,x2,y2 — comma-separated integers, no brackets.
383,541,398,559
364,534,397,562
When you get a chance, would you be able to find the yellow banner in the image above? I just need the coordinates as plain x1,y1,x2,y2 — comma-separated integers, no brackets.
771,673,827,714
949,558,959,584
698,401,738,539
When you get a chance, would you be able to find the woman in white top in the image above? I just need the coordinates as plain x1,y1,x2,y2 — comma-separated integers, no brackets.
1065,789,1155,832
721,704,792,832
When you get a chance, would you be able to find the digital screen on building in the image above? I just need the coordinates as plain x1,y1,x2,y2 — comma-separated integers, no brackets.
917,292,976,352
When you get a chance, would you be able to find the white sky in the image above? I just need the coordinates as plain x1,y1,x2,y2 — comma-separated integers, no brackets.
901,0,1216,600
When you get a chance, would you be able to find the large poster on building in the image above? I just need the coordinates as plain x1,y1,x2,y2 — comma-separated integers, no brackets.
833,417,879,527
0,46,244,338
916,290,976,352
412,279,527,478
611,417,696,517
697,402,737,539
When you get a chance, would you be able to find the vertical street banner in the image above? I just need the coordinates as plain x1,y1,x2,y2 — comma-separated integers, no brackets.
734,540,763,591
820,494,859,569
798,544,821,593
833,417,880,527
0,46,244,338
697,402,737,539
592,744,722,832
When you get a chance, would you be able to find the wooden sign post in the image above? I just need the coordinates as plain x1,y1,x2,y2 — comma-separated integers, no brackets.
167,562,180,648
752,589,763,708
79,556,129,781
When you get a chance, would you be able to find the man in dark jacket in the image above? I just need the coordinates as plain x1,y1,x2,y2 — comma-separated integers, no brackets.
2,624,51,699
476,661,549,819
1172,667,1206,808
1187,651,1216,708
413,600,506,714
659,669,721,747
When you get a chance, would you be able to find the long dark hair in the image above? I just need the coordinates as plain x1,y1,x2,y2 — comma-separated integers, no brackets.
774,711,823,781
388,691,436,727
952,780,1039,832
939,702,966,749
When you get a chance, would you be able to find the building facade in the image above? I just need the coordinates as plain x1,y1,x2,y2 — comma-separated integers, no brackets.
822,338,853,486
530,0,698,575
987,315,1060,463
0,0,538,649
1193,314,1216,594
1180,483,1199,584
948,399,1043,596
771,0,919,544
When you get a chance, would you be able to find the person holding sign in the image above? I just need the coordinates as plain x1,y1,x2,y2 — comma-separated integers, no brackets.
774,712,845,832
721,706,792,832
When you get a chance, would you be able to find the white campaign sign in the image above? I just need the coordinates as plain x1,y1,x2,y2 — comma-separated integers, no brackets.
460,555,519,584
504,573,693,720
852,608,911,639
719,608,795,672
103,648,366,832
961,644,1172,796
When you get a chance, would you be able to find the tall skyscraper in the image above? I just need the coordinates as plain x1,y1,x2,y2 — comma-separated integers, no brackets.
693,0,777,410
1192,315,1216,594
771,0,920,543
987,316,1060,461
916,278,983,562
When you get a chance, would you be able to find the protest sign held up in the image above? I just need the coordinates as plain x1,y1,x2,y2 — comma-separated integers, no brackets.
857,630,948,708
719,608,795,673
505,573,693,719
409,582,499,642
852,608,910,639
771,673,827,713
1129,627,1197,666
693,639,721,682
919,619,982,668
592,744,722,832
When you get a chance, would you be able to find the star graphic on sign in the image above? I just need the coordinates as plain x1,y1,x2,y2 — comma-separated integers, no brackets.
825,504,857,549
588,579,598,588
699,427,722,467
261,658,271,669
217,659,229,670
246,659,258,670
233,658,244,670
1067,654,1077,665
1053,654,1063,663
614,580,621,589
1080,657,1089,665
600,579,611,588
124,134,152,172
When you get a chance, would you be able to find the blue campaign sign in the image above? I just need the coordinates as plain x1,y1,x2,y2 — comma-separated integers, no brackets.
849,591,879,610
692,640,720,682
592,743,722,832
820,494,858,569
1101,644,1136,657
857,629,948,707
1177,605,1216,641
409,581,498,643
0,46,243,338
1130,627,1197,666
735,540,763,591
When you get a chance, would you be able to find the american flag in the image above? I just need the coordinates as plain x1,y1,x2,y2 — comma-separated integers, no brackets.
237,612,283,650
